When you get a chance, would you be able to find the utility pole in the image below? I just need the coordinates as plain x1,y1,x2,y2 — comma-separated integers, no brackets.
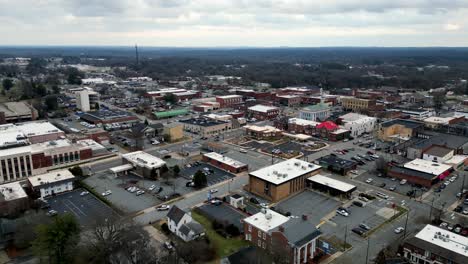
135,44,139,66
365,237,370,264
460,171,466,199
429,196,436,222
403,209,410,239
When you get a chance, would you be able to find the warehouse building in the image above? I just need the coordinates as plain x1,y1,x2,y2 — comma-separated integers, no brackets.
80,109,139,125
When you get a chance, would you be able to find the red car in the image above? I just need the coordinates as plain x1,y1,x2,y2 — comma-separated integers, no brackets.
461,228,468,237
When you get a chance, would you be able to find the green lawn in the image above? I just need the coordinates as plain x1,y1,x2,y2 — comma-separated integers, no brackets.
192,211,249,258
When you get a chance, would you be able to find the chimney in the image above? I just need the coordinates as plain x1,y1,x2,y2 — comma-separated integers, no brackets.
302,214,308,221
279,226,284,232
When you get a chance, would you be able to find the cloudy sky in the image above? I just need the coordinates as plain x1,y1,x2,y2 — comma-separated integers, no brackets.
1,0,468,47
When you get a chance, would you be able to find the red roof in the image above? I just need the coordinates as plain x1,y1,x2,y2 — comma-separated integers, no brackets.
317,121,338,131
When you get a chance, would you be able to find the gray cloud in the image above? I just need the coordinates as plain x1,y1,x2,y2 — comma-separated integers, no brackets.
0,0,467,46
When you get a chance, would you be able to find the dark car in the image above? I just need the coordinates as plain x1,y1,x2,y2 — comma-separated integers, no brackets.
163,155,172,159
353,201,364,207
250,197,259,204
379,183,386,188
352,228,366,236
454,206,463,213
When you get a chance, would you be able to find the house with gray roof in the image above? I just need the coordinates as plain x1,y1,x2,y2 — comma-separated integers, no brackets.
166,205,205,242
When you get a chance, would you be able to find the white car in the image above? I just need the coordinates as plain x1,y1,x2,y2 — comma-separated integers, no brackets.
102,190,112,196
450,177,456,182
149,185,156,191
210,189,218,194
156,205,171,211
350,170,359,175
80,191,89,196
399,179,407,185
136,190,145,196
336,209,349,217
394,227,404,234
365,178,373,183
444,181,450,186
151,140,160,145
239,148,247,153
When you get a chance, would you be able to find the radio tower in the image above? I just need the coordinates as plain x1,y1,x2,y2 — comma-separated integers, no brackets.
135,44,139,66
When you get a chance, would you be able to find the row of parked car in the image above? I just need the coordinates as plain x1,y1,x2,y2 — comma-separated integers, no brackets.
439,222,468,236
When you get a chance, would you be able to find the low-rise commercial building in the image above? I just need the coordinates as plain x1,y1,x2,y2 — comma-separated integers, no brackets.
180,118,231,138
247,105,280,120
388,159,452,187
275,95,302,106
378,119,425,142
403,224,468,264
163,123,184,142
422,146,454,163
243,209,322,264
120,151,166,179
0,121,65,146
28,169,75,198
154,109,189,119
244,125,282,140
307,174,356,198
316,155,357,175
248,159,321,202
202,152,248,174
338,113,376,137
288,118,319,135
407,133,468,160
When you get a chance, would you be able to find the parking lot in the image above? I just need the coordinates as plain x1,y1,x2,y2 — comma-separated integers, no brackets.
356,173,418,197
180,162,235,186
240,140,274,150
84,171,194,213
276,190,341,224
197,203,248,230
46,189,117,227
264,141,316,157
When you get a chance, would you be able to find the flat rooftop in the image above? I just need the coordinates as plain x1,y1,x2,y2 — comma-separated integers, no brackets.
248,104,278,113
243,209,289,233
0,102,33,117
180,118,228,127
249,159,321,185
340,113,376,122
217,95,242,99
122,151,166,169
307,174,356,192
15,121,63,138
288,118,319,127
81,109,136,121
403,159,452,176
29,169,75,187
0,181,27,201
244,125,281,133
203,152,247,169
415,225,468,258
0,121,63,148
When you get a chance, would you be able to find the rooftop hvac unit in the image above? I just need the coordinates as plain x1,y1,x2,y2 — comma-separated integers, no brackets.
294,162,300,166
265,212,272,220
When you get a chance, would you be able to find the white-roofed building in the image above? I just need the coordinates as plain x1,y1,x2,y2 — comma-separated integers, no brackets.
306,174,356,198
338,113,376,137
403,224,468,264
248,159,322,202
121,151,166,179
28,169,75,198
244,125,283,140
202,152,248,173
0,121,65,147
248,105,279,120
403,159,452,176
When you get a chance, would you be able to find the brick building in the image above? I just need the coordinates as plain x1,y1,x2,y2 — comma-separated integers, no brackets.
244,125,283,140
388,159,453,188
248,159,321,202
243,208,322,264
216,95,243,108
247,105,280,121
341,97,377,112
202,152,248,174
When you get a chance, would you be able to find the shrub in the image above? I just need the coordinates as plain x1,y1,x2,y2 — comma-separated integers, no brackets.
161,223,170,234
225,224,240,237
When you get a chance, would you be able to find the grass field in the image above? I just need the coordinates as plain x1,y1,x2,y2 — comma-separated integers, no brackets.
192,211,249,258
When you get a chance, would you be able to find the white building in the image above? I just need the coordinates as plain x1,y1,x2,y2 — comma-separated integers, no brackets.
119,151,166,178
339,113,377,137
76,90,100,112
422,146,454,163
166,206,205,242
298,103,331,121
28,169,75,198
403,224,468,264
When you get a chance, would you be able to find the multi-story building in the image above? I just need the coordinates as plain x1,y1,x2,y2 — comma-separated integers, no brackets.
341,97,376,111
0,121,65,146
80,109,139,125
0,181,29,217
288,118,319,135
337,113,377,137
76,90,100,112
28,169,75,198
248,159,321,202
243,208,322,264
275,95,302,106
247,105,280,121
298,103,331,122
0,139,93,184
403,224,468,264
180,118,232,138
216,95,243,108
